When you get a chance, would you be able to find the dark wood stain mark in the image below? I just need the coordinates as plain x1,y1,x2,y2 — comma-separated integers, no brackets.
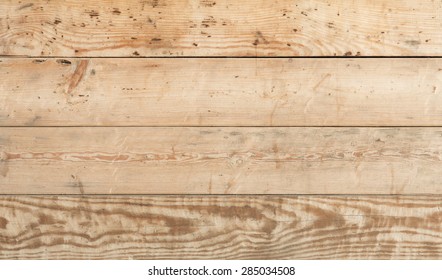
32,59,46,64
112,8,121,15
16,3,34,10
0,217,8,229
54,18,62,25
200,0,216,7
70,177,85,195
273,143,282,169
405,40,421,46
38,214,65,225
56,59,72,65
0,152,8,177
67,60,89,95
252,31,269,46
25,115,41,126
88,10,99,18
201,16,216,28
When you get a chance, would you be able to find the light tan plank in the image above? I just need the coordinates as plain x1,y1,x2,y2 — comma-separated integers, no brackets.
1,127,442,194
1,0,442,56
1,58,442,126
0,195,440,259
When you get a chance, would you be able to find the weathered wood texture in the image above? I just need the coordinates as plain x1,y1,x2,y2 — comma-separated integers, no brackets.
1,0,442,56
1,127,442,194
1,58,442,126
0,195,440,259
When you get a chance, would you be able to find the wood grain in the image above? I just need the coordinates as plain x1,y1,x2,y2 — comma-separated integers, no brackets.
1,58,442,126
2,127,442,194
1,0,442,56
0,195,440,259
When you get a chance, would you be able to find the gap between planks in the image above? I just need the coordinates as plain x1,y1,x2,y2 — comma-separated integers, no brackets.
3,56,442,59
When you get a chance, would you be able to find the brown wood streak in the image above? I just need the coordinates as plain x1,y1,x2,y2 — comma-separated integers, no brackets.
66,60,89,95
0,0,441,56
1,58,442,126
0,195,440,259
1,127,442,194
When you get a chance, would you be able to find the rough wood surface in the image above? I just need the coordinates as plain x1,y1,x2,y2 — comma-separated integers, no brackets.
0,195,440,259
2,127,442,194
1,58,442,126
1,0,442,56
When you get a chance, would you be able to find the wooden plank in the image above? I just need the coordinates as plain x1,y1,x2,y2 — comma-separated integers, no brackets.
1,0,442,57
0,195,440,259
1,58,442,126
1,127,442,194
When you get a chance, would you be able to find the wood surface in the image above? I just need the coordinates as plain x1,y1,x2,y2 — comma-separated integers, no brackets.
0,195,440,259
1,0,442,56
1,127,442,195
2,0,442,260
1,58,442,126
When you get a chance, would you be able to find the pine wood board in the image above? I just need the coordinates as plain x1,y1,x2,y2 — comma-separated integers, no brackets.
0,195,440,259
1,58,442,126
1,127,442,194
1,0,442,56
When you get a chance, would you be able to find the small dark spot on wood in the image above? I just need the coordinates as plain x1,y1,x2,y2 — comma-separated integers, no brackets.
253,31,269,46
32,59,46,64
405,40,421,46
133,51,140,56
193,43,198,46
91,69,96,75
54,18,62,25
0,217,8,229
89,10,99,17
56,59,72,65
344,51,352,56
112,8,121,15
201,16,216,28
151,38,162,41
200,0,216,7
